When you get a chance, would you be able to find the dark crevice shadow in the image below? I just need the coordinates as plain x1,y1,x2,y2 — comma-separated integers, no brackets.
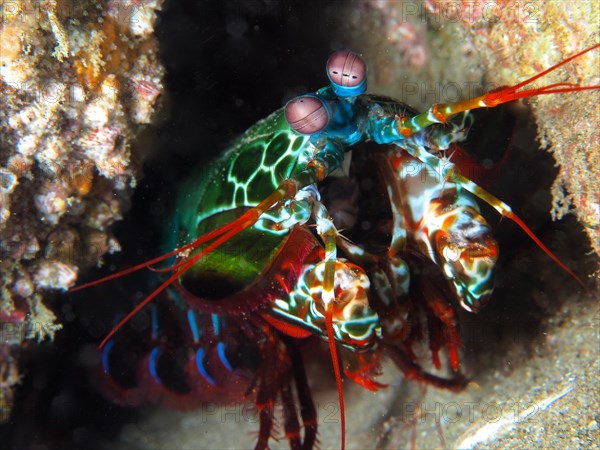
2,1,353,449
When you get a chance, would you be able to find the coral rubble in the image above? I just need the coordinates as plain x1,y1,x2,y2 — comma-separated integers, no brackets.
0,0,164,420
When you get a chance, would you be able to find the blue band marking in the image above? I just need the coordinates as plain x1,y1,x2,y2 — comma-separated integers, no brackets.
101,340,115,374
149,347,161,384
211,314,220,336
187,310,201,343
195,348,216,386
217,342,233,372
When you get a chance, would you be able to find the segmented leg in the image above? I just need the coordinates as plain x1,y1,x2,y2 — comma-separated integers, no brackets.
420,280,461,372
281,382,302,450
401,140,586,289
256,186,316,233
385,345,468,392
262,183,346,449
310,195,348,449
287,342,317,450
424,111,472,152
255,395,275,450
254,334,286,450
254,184,342,314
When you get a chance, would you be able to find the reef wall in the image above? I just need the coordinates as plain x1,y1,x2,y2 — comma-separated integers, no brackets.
354,0,599,256
0,0,164,420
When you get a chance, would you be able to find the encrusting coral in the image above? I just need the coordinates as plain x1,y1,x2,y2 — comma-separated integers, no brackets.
357,0,599,256
0,0,165,420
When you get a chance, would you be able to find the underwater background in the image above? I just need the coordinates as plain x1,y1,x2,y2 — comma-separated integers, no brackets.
1,1,598,449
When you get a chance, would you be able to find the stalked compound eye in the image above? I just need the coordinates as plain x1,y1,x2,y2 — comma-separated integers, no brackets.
326,50,367,97
284,95,330,135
